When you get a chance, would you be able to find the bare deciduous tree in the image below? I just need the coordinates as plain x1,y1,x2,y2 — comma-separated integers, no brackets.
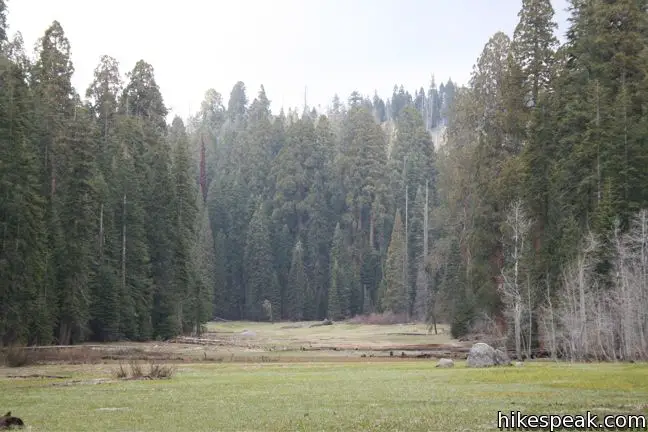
498,199,533,360
540,209,648,362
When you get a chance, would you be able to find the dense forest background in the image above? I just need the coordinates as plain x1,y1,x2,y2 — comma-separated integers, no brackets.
1,0,647,361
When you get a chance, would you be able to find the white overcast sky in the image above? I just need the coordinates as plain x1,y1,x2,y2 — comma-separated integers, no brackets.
6,0,570,122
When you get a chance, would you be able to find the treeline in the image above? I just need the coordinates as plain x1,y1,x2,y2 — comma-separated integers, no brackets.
2,0,648,361
0,13,210,344
439,0,648,361
189,81,456,324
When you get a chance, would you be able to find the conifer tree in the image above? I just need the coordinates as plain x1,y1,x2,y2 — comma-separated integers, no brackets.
244,203,276,320
286,239,308,321
381,210,408,315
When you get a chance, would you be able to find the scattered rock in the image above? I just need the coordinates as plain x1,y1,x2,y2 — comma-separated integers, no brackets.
435,358,455,368
466,342,512,368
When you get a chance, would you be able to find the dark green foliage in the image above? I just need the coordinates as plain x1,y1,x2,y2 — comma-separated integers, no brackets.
4,3,648,349
170,117,200,334
56,105,99,344
0,54,48,345
285,239,308,321
244,203,276,320
381,211,408,315
211,229,227,319
0,0,7,46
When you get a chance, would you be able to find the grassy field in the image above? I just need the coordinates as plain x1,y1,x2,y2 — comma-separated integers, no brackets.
1,321,647,431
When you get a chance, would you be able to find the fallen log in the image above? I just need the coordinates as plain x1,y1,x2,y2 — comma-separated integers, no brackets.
168,337,224,345
7,374,70,379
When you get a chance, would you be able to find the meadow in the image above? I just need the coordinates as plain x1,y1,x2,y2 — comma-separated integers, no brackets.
1,321,647,431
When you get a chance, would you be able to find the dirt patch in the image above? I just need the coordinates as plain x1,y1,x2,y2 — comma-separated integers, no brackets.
6,374,70,379
95,407,130,412
279,324,304,329
52,378,114,387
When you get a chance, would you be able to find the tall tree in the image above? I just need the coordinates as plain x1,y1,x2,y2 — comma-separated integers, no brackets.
512,0,559,108
286,239,308,321
0,0,7,46
56,105,99,344
0,51,50,344
244,203,277,320
381,210,408,315
169,116,199,333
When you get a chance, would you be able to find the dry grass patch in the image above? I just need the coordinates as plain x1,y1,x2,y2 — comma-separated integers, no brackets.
112,360,176,380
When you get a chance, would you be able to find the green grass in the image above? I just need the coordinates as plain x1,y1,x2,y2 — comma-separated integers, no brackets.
1,361,647,431
203,320,454,351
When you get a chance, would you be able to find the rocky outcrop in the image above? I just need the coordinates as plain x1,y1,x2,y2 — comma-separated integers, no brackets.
466,342,512,368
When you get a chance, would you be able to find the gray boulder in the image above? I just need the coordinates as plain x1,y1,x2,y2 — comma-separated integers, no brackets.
435,358,454,368
466,342,512,368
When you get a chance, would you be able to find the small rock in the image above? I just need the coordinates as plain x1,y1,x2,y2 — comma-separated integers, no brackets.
514,361,524,367
435,358,454,368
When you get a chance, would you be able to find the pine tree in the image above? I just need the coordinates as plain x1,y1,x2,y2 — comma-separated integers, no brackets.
512,0,559,108
191,192,216,335
286,239,308,321
329,223,351,318
327,260,343,320
0,0,7,47
0,52,49,344
381,210,408,315
31,21,77,342
272,224,293,319
114,116,153,341
244,203,275,320
57,104,99,344
170,117,199,333
86,55,123,342
212,229,228,319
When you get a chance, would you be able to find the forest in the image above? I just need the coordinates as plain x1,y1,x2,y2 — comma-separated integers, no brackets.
1,0,647,362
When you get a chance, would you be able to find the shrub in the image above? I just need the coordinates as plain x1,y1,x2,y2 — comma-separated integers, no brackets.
2,346,33,367
112,360,176,380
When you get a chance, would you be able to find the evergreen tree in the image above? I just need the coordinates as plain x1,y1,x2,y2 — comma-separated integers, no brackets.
57,104,98,344
512,0,559,108
244,203,276,320
191,193,215,335
0,52,49,344
211,229,228,319
286,239,308,321
169,116,199,333
328,223,351,318
0,0,7,47
86,55,122,342
381,210,408,315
